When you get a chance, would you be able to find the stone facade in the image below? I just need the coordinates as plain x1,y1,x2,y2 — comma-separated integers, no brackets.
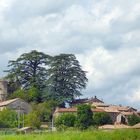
0,79,8,101
0,79,32,114
0,98,32,114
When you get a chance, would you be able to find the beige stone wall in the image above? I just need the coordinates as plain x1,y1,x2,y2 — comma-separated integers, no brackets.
7,99,32,114
0,80,8,101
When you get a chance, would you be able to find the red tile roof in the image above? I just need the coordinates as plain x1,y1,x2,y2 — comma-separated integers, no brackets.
55,107,105,113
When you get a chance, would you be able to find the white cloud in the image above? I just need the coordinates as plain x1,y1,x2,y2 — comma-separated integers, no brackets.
78,47,140,107
0,0,140,108
126,88,140,103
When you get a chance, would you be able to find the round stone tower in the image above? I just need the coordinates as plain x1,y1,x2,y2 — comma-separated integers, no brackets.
0,79,8,102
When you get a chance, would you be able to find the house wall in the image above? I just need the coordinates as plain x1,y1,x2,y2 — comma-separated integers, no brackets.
116,114,128,124
7,99,32,114
108,112,119,124
0,80,8,101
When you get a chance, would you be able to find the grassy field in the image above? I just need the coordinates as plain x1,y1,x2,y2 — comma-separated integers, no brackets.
0,129,140,140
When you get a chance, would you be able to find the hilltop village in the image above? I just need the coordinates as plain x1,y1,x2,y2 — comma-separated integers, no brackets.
54,96,140,125
1,78,140,130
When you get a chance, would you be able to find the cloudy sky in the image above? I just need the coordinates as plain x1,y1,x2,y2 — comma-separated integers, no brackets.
0,0,140,109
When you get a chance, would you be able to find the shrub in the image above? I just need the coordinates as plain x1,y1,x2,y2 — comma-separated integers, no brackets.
30,100,58,122
55,113,76,128
25,111,41,129
93,112,113,126
0,109,18,128
75,104,93,130
128,114,140,126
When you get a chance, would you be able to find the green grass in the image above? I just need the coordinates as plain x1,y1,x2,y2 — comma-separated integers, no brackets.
0,129,140,140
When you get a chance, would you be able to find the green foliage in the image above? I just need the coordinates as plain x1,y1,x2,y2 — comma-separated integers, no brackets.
46,54,88,105
5,51,88,104
55,113,76,128
0,109,18,128
29,100,58,123
7,79,21,95
26,87,39,102
25,111,41,129
9,87,40,103
128,114,140,126
93,112,113,126
75,104,93,130
8,89,26,100
5,50,50,102
36,100,58,122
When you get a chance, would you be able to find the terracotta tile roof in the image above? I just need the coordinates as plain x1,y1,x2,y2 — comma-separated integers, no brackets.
121,112,134,116
96,107,119,113
92,108,105,112
92,102,109,107
0,98,19,107
55,108,77,113
97,105,137,113
88,96,104,103
108,105,136,111
55,107,105,113
71,96,104,105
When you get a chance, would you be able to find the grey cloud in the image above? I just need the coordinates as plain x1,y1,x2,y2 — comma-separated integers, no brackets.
4,0,78,24
0,0,140,108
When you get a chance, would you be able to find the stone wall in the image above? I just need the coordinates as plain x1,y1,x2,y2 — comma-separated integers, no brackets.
0,79,8,101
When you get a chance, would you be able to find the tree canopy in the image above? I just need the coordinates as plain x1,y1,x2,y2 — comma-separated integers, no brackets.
45,54,88,105
5,51,88,104
5,50,50,102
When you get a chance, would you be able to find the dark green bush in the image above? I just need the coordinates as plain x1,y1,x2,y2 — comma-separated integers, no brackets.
128,114,140,126
0,109,18,128
55,113,76,128
75,104,93,130
93,112,113,126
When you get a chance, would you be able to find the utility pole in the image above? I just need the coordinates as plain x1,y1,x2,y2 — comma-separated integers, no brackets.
51,115,54,131
18,102,24,128
23,113,24,128
18,105,20,129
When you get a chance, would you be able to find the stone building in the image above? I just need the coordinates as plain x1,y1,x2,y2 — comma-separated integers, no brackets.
55,96,139,125
0,79,31,114
0,98,32,114
71,96,105,107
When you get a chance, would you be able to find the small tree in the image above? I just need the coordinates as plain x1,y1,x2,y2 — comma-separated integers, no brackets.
128,114,140,126
36,100,58,122
55,113,76,128
0,109,18,128
25,111,41,129
8,89,27,100
75,104,93,130
93,112,112,126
